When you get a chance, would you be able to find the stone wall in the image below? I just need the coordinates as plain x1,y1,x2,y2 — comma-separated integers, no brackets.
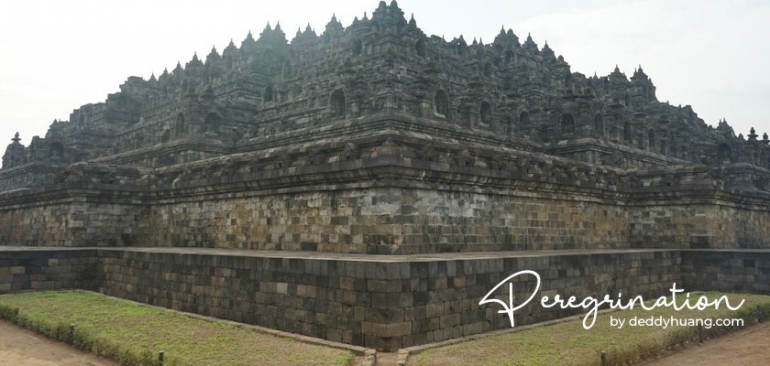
681,250,770,293
5,247,770,351
0,162,61,192
628,202,770,250
96,248,681,351
0,189,145,247
143,187,630,254
0,248,98,293
2,129,769,253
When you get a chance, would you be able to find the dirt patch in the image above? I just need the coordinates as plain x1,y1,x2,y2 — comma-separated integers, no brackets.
642,323,770,366
0,319,116,366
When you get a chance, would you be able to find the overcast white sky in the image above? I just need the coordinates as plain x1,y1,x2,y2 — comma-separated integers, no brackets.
0,0,768,148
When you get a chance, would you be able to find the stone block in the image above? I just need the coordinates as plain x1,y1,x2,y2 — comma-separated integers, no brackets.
368,321,412,338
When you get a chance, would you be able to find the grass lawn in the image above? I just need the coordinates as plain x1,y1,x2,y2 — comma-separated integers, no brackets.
410,292,770,366
0,291,355,366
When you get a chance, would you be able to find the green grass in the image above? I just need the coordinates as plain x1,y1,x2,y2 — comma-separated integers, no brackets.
412,292,770,366
0,291,355,366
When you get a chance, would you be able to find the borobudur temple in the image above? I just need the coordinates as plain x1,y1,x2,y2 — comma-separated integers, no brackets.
1,0,769,352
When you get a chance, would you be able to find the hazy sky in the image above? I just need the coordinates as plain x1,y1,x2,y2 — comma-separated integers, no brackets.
1,0,768,148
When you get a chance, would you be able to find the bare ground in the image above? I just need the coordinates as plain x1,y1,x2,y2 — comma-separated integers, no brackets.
0,319,116,366
641,323,770,366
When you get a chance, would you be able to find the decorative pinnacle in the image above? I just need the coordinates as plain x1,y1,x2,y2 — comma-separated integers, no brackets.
11,132,20,143
749,127,759,141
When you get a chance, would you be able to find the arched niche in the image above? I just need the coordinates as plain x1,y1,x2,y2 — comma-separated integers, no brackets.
330,89,346,119
648,129,656,151
480,102,492,125
175,113,186,136
48,142,64,160
504,50,514,64
204,113,222,134
434,90,450,119
415,40,426,57
717,143,732,163
457,42,468,56
352,40,363,56
594,114,604,136
519,111,530,135
561,114,575,137
623,122,632,142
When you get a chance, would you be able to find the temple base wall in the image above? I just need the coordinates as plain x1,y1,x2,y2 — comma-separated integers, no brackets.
0,248,98,292
0,247,691,351
0,198,144,247
142,186,630,254
3,187,769,253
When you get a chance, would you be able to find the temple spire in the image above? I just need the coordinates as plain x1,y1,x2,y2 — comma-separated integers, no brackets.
11,132,20,143
749,127,758,141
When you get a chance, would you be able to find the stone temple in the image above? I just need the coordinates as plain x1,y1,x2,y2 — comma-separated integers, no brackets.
1,1,769,352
